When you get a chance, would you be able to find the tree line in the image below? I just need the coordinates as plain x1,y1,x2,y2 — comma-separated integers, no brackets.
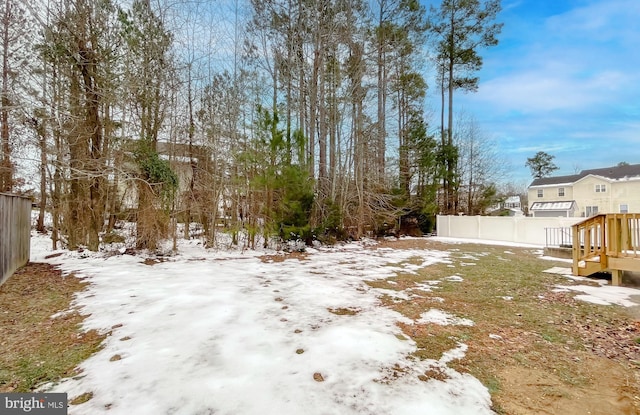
1,0,503,251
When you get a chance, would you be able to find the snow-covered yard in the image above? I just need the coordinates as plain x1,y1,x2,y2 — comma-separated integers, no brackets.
31,235,640,415
32,237,492,415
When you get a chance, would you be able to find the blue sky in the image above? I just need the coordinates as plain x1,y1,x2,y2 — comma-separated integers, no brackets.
423,0,640,185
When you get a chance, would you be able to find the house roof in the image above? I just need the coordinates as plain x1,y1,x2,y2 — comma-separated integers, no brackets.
504,196,521,204
530,163,640,187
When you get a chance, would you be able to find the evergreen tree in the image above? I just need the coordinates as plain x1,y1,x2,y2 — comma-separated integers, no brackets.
249,106,314,246
427,0,502,214
526,151,559,179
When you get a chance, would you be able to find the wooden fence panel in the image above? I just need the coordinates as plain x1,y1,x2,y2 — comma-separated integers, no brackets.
0,193,31,286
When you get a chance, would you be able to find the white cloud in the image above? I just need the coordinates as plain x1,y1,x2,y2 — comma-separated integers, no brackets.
470,67,631,114
442,0,640,181
546,0,640,43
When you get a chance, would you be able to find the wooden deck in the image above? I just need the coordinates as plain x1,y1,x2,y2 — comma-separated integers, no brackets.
572,213,640,285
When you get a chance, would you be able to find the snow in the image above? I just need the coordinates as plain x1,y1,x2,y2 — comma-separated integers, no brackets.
541,266,640,306
554,284,640,307
538,255,573,263
416,309,475,327
431,237,543,249
409,281,441,293
31,235,493,415
542,267,575,276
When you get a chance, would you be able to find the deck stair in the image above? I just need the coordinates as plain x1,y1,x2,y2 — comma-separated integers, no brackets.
572,213,640,285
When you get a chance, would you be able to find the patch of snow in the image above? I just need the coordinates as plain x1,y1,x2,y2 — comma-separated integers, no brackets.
440,343,468,364
409,281,441,293
542,268,610,285
555,284,640,307
31,235,491,415
500,296,513,301
50,309,75,319
489,334,503,340
564,275,608,285
543,267,574,275
444,275,464,282
374,288,412,301
416,309,475,327
539,255,573,263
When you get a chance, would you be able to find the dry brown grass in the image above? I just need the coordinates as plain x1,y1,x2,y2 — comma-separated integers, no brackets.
369,240,640,415
328,307,361,316
0,263,104,392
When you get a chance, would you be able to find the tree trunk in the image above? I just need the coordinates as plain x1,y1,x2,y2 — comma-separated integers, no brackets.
0,0,12,193
318,49,327,183
37,121,47,233
440,64,446,213
447,23,455,214
376,4,386,181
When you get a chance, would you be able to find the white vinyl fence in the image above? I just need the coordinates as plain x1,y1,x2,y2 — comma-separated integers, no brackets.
436,215,582,246
0,193,31,286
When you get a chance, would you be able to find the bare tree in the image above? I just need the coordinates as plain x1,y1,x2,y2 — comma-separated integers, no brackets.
455,113,505,215
38,0,120,250
120,0,177,250
0,0,32,192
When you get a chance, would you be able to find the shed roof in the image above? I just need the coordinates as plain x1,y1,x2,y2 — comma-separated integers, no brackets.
530,201,576,211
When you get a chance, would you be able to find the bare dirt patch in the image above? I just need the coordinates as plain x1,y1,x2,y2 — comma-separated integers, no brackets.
328,307,361,316
374,238,640,415
498,357,637,415
0,263,104,392
260,251,309,263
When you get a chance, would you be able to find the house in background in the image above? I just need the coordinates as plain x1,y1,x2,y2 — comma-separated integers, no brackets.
527,163,640,217
503,195,523,212
486,195,524,216
119,141,215,211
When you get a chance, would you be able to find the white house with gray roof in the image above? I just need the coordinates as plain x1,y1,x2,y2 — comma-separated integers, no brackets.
527,163,640,217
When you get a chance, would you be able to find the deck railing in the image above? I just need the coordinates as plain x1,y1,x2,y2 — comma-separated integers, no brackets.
605,214,640,258
572,214,606,262
545,227,573,247
571,213,640,284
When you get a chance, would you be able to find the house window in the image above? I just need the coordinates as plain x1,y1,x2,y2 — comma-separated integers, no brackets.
595,184,606,193
537,189,543,198
586,206,599,216
558,187,565,197
620,204,629,213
